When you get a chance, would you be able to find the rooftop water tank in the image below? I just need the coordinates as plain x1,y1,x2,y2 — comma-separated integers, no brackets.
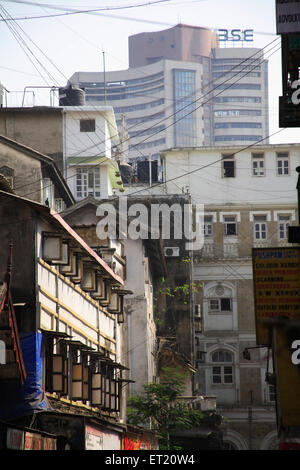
59,85,85,106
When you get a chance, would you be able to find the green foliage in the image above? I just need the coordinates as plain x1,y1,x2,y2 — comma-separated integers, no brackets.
157,278,202,299
127,368,204,449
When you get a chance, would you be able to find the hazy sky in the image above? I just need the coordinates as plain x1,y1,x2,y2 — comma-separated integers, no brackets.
0,0,298,144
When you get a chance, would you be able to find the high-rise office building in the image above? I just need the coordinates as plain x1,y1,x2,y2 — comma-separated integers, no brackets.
68,24,269,181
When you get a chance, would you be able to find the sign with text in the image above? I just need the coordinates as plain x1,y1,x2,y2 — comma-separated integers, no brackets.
24,432,42,450
217,29,254,42
276,0,300,34
252,247,300,345
85,425,103,450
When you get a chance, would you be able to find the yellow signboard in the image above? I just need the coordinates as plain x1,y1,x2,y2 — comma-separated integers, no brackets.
252,247,300,345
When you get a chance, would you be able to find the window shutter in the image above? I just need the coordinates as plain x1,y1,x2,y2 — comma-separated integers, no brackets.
91,372,103,406
72,363,83,400
52,354,64,393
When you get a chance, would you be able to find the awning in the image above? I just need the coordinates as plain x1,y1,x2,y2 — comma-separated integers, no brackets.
67,156,107,166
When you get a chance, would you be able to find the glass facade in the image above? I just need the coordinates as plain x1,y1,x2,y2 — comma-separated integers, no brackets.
215,135,262,142
173,69,197,147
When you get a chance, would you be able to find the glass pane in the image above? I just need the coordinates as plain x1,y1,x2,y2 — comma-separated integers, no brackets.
224,375,233,384
210,300,219,310
53,356,63,373
224,366,233,374
220,298,231,311
53,375,63,391
72,382,82,398
224,352,232,362
88,170,94,188
111,396,116,410
226,223,236,235
213,375,221,384
92,390,102,405
92,373,102,388
72,364,82,380
213,366,221,374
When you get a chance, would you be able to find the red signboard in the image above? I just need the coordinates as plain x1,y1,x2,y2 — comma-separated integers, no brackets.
24,432,42,450
123,436,150,450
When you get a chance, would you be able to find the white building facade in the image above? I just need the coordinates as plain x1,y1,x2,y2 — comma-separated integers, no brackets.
152,143,300,450
61,105,124,201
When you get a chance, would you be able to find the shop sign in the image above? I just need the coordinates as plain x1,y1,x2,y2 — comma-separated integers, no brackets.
276,0,300,34
7,428,24,450
85,425,103,450
102,430,121,450
24,432,42,450
252,247,300,345
43,437,57,450
123,435,150,450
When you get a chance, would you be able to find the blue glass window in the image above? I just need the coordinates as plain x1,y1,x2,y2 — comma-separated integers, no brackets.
173,69,196,147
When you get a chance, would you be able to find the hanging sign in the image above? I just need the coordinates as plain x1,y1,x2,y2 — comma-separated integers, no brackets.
252,247,300,345
276,0,300,34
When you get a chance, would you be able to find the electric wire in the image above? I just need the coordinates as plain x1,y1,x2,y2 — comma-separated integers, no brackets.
14,39,281,198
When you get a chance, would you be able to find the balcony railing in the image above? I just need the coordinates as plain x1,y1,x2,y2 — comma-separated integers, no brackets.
178,395,216,412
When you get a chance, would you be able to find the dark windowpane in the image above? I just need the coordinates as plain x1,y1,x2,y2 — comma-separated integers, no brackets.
225,223,237,235
224,352,232,362
221,298,231,311
223,160,235,177
213,375,221,383
80,119,96,132
224,375,233,383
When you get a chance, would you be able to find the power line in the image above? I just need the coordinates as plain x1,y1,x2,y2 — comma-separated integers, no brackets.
0,0,173,22
124,128,287,198
67,40,278,160
15,38,280,197
0,2,281,200
0,4,121,179
3,1,278,173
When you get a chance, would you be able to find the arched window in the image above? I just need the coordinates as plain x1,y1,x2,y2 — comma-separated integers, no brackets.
212,350,233,384
222,441,238,450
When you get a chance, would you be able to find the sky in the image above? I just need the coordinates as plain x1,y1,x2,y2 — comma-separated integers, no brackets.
0,0,298,145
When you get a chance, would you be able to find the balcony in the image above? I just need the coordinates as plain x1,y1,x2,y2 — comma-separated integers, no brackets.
202,239,214,258
223,240,238,258
178,395,217,412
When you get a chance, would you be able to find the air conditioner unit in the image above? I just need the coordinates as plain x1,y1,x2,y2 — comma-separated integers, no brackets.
164,247,180,257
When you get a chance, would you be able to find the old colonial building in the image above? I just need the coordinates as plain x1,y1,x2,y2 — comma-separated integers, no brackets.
144,143,300,449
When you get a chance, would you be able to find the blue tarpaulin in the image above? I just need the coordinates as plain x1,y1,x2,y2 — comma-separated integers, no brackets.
0,331,52,420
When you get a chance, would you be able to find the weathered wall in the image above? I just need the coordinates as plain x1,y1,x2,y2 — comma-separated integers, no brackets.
0,196,36,332
0,141,42,203
0,108,63,166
